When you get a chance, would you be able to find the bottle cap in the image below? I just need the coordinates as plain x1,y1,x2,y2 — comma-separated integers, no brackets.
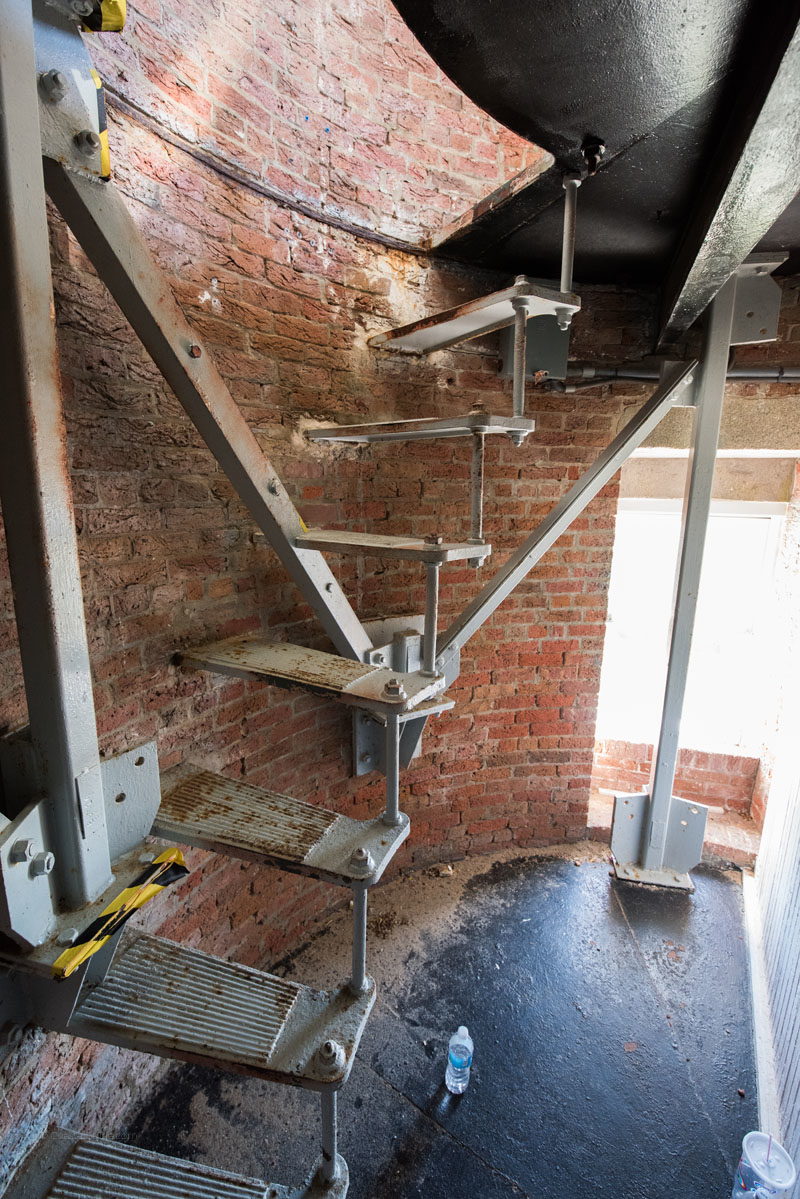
457,1026,468,1038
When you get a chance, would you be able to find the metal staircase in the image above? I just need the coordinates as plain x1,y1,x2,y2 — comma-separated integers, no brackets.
0,0,739,1193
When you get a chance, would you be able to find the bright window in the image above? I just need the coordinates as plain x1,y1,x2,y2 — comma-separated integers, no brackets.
596,499,786,754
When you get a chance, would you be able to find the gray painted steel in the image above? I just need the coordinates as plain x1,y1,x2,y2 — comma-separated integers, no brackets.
180,636,448,714
367,276,579,353
0,0,111,921
435,360,698,673
33,1,105,179
3,1127,350,1199
306,412,536,444
154,769,410,885
42,161,371,664
640,278,737,875
293,529,491,564
69,933,375,1089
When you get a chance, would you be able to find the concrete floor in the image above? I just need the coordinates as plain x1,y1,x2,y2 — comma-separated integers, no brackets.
126,845,758,1197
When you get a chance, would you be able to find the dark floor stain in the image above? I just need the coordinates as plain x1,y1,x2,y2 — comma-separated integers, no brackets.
125,856,757,1198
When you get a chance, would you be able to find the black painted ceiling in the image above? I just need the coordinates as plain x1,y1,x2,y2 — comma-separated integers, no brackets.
392,0,800,290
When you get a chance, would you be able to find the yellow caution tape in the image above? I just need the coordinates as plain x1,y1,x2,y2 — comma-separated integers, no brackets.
80,0,126,32
90,70,111,180
52,848,189,980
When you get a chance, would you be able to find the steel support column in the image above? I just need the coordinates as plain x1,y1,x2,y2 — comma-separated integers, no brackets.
0,0,111,912
641,275,737,878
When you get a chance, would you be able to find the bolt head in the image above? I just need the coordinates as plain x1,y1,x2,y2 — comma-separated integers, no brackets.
382,677,406,701
31,851,55,877
39,69,67,102
70,0,95,12
10,839,34,864
57,928,79,946
349,846,376,877
424,534,443,545
74,129,101,157
188,344,202,359
315,1038,345,1077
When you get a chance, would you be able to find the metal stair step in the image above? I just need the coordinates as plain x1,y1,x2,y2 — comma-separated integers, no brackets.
179,635,447,714
305,411,535,444
4,1128,348,1199
291,528,491,564
366,275,580,353
153,769,409,885
68,933,373,1089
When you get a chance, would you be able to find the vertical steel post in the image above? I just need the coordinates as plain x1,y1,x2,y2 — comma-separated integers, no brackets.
469,432,485,547
511,296,530,418
349,881,368,995
422,563,441,676
0,0,111,908
560,175,581,295
642,275,738,871
382,713,401,826
320,1090,338,1184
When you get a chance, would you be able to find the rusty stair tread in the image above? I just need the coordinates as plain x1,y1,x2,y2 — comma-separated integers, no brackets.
179,635,447,714
365,275,580,353
68,933,373,1090
154,769,409,885
291,528,491,563
3,1127,349,1199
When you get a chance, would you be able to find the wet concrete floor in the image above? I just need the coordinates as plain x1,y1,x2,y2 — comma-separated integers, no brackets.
126,847,757,1197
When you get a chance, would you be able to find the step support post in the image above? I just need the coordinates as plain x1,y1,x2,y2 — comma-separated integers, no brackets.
320,1090,338,1184
422,562,441,676
511,295,530,418
560,174,581,297
469,431,486,563
382,712,401,826
349,881,368,996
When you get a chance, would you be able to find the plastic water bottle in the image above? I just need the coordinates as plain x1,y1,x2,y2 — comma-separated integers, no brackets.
445,1026,473,1094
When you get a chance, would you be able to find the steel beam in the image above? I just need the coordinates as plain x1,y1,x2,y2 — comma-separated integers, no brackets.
435,360,697,674
640,276,738,875
43,163,371,663
0,0,111,915
660,14,800,342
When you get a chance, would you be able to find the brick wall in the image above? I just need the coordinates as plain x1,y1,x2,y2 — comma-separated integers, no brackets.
591,739,760,815
0,0,654,1181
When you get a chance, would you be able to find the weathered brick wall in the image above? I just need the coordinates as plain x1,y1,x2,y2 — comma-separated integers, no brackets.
0,0,655,1181
591,739,760,815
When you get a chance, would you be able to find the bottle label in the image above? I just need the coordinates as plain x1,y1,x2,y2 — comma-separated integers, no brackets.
449,1048,472,1069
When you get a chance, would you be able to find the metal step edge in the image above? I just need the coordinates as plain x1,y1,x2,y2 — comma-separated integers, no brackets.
2,1128,348,1199
289,529,492,564
153,769,410,886
305,412,536,444
178,635,447,714
67,933,374,1089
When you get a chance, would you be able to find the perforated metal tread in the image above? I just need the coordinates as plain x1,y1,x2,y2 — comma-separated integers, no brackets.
154,769,409,885
179,635,447,714
68,933,374,1089
305,412,536,444
366,276,579,353
292,529,491,564
3,1128,349,1199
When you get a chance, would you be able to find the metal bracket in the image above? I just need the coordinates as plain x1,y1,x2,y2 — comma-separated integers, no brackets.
101,741,161,859
33,0,108,180
610,792,708,890
731,253,788,345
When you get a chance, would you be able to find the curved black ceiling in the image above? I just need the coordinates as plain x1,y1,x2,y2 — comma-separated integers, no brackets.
392,0,800,335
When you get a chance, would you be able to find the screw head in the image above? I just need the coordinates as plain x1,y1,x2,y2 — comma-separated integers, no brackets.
188,344,202,359
31,851,55,877
382,677,406,701
10,839,34,864
39,69,67,102
74,130,101,157
349,846,376,878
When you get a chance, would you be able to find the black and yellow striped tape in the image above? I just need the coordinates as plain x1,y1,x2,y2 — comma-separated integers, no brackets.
80,0,126,32
52,848,189,979
90,69,111,180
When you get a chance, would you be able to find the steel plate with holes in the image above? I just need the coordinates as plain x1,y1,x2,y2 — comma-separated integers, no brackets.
367,277,579,353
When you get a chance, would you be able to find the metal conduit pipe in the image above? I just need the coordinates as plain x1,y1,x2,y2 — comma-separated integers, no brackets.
544,362,800,391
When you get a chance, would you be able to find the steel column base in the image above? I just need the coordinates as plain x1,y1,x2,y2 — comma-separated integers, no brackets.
612,861,694,891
